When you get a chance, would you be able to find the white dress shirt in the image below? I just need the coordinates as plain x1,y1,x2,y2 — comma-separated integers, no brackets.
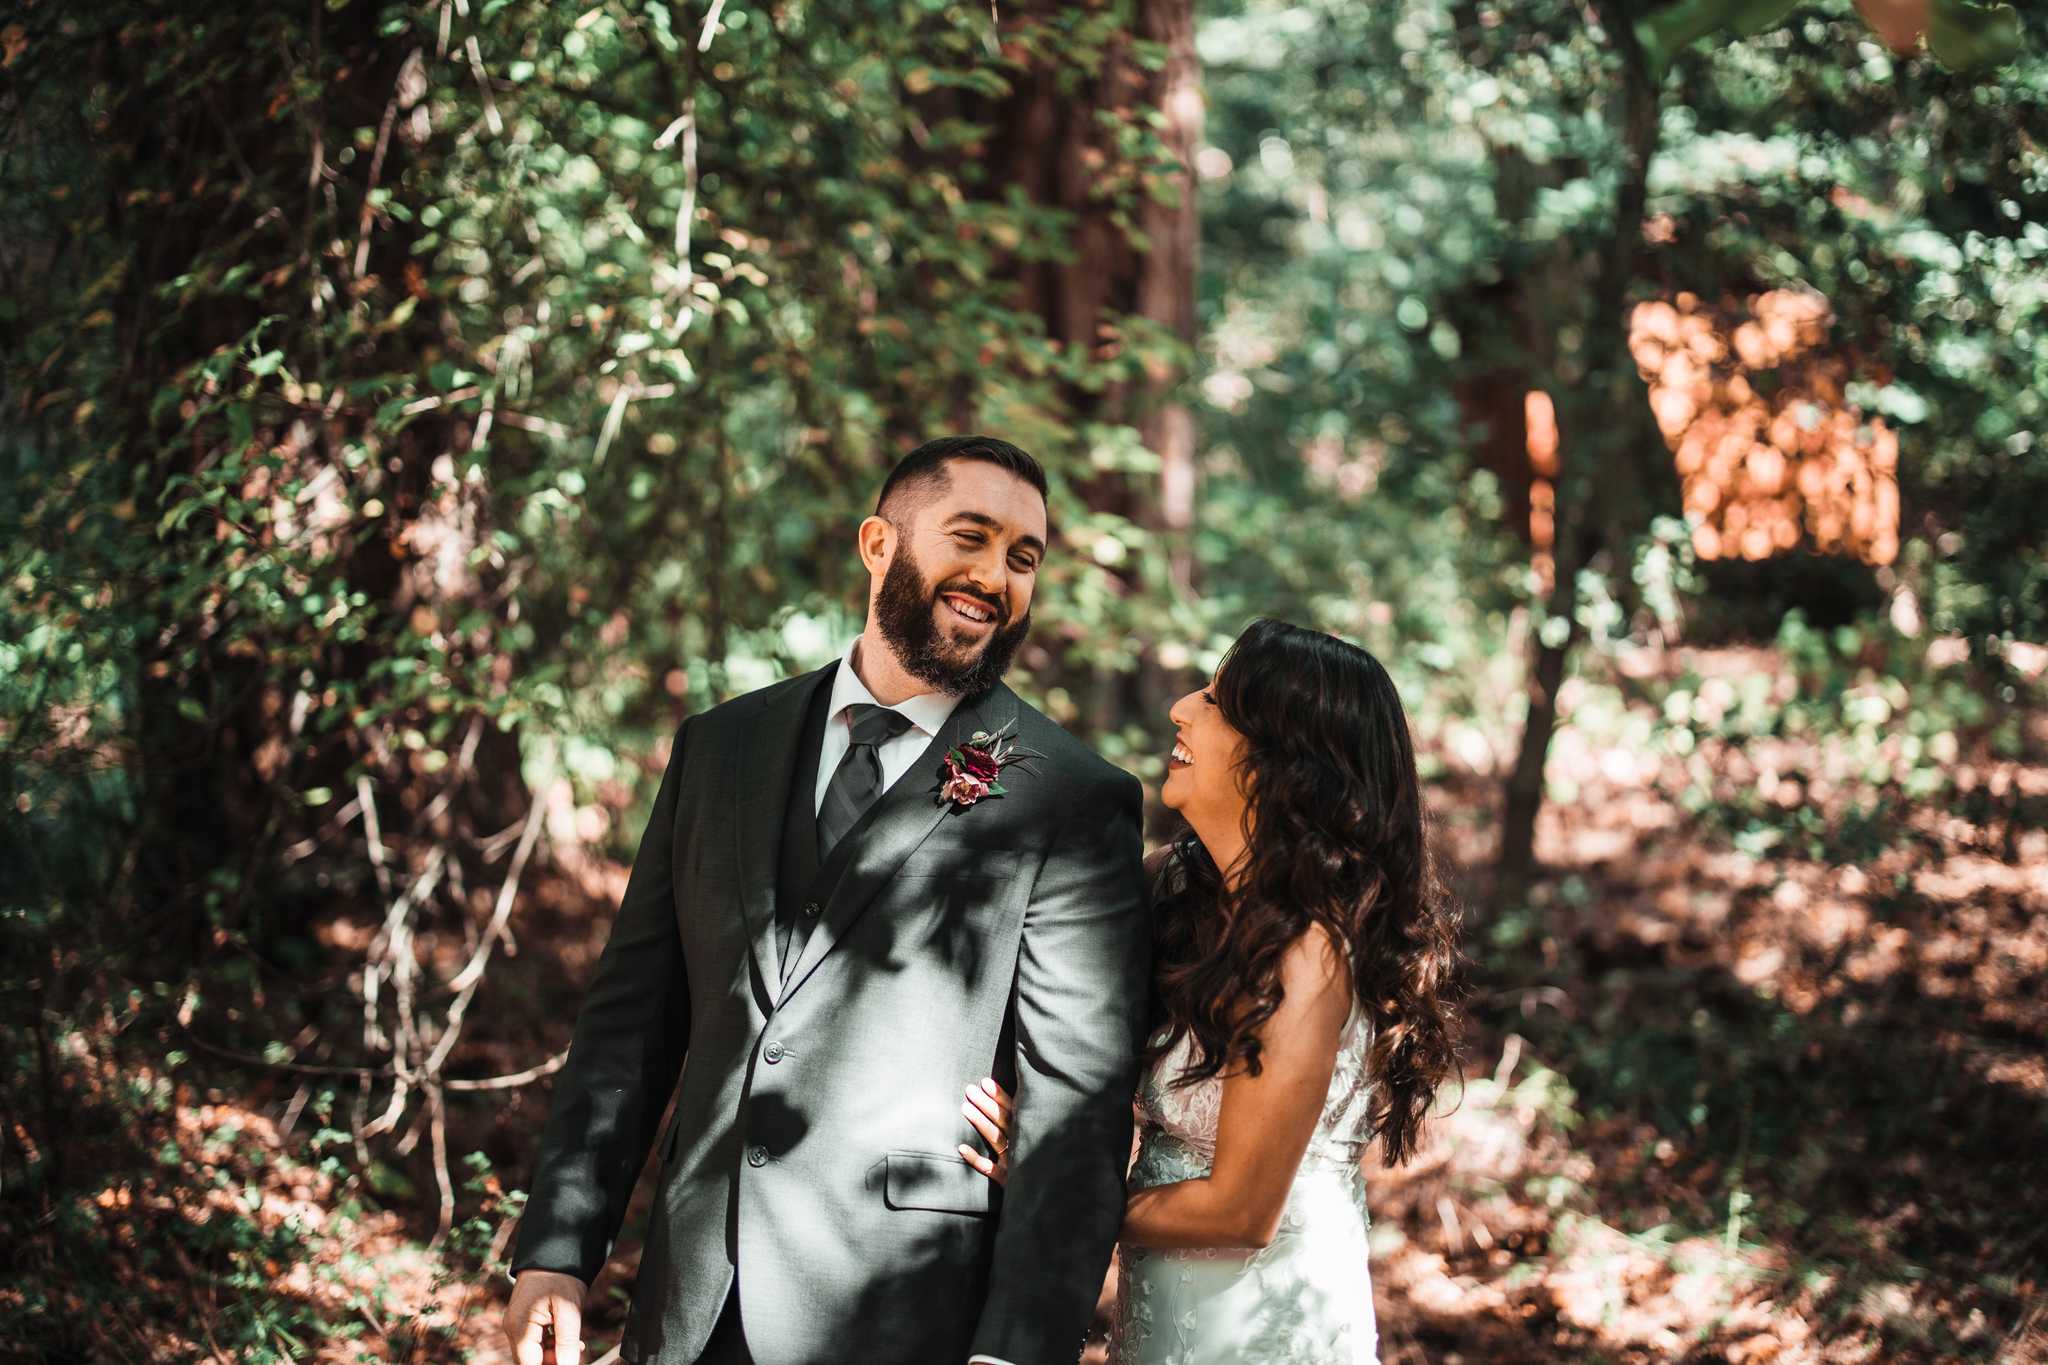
813,636,963,815
818,642,1015,1365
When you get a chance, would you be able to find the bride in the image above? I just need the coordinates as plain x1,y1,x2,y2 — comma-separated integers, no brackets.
958,618,1463,1364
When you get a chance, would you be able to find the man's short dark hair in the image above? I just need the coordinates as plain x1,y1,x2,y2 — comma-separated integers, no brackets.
875,436,1049,520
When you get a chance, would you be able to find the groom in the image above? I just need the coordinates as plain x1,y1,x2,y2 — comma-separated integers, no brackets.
504,437,1151,1365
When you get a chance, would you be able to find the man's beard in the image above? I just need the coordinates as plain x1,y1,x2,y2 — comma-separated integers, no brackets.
874,541,1030,698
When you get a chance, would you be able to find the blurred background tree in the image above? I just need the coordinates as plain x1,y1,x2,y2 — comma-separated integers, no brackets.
3,0,2042,1359
1194,0,2039,886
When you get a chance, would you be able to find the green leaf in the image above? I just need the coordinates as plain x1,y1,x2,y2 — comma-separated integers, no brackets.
225,402,254,453
158,498,199,537
1634,0,1807,79
1726,0,1807,36
1926,0,2025,70
150,383,184,427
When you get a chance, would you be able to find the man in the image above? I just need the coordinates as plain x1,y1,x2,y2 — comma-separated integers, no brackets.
504,437,1151,1365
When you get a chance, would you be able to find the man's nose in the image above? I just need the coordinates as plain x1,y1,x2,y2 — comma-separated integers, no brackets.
962,549,1006,597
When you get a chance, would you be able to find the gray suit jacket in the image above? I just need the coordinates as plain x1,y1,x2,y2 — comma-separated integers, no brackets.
509,665,1152,1365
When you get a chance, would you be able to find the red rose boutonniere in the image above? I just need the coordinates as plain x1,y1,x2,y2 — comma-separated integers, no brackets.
937,719,1038,810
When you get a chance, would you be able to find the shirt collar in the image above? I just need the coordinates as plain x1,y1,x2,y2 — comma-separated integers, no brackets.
827,636,962,739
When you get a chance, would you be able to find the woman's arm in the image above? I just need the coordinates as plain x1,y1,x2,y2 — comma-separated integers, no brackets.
1119,924,1351,1251
958,923,1352,1250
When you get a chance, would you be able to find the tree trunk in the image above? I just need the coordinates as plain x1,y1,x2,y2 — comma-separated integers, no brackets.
54,2,534,943
977,0,1202,733
1494,8,1663,894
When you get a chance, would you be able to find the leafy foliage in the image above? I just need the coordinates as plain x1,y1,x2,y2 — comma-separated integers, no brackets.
3,0,2043,1359
2,2,1187,1357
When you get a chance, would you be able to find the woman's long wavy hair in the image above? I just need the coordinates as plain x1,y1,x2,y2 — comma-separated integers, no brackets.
1147,618,1463,1166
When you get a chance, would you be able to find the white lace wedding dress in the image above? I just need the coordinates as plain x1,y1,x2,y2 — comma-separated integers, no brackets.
1109,992,1379,1365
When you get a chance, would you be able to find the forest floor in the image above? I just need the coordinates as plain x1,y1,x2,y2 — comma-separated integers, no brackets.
30,647,2046,1364
1370,694,2048,1365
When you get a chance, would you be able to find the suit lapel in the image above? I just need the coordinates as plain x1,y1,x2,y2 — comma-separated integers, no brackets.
732,664,836,1005
778,684,1016,1005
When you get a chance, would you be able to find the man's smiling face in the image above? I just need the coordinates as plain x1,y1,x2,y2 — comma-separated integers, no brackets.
869,458,1048,697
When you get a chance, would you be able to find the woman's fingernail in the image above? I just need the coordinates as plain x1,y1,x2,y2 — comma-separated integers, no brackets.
980,1078,998,1094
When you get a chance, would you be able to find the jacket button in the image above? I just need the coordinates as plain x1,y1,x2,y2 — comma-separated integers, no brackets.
802,899,821,918
747,1144,768,1167
764,1041,785,1064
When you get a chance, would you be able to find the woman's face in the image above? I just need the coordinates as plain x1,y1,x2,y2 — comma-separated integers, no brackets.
1162,672,1250,828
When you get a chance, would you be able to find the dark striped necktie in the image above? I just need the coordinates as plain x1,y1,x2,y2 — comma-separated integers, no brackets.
817,702,916,859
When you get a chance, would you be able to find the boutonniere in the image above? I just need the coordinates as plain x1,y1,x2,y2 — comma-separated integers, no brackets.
937,719,1039,810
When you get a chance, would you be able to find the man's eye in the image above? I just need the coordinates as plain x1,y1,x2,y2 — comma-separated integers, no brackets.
955,531,985,546
1009,555,1038,573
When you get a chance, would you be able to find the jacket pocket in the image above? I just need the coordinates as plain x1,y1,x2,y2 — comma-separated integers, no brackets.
883,1150,997,1216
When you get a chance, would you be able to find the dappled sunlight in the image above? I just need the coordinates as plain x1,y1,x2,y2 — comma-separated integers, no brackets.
1520,281,1906,589
1402,646,2042,1360
9,0,2042,1360
1524,390,1561,593
1366,1030,1800,1362
25,1079,512,1363
1629,291,1901,567
1347,637,2048,1360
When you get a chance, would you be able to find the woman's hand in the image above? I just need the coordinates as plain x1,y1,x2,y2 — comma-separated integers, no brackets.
957,1076,1013,1185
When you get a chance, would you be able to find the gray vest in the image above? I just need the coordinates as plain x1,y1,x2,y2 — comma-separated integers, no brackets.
773,676,830,978
774,669,900,981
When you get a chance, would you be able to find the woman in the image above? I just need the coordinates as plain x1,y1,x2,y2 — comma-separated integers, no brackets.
958,618,1463,1364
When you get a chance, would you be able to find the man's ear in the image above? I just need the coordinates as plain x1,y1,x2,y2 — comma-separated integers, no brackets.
857,514,896,577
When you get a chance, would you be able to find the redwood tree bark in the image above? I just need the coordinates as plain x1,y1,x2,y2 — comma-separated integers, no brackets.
973,0,1202,733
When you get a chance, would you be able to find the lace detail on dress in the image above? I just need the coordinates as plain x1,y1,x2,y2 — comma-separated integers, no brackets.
1109,992,1380,1365
1136,991,1376,1167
